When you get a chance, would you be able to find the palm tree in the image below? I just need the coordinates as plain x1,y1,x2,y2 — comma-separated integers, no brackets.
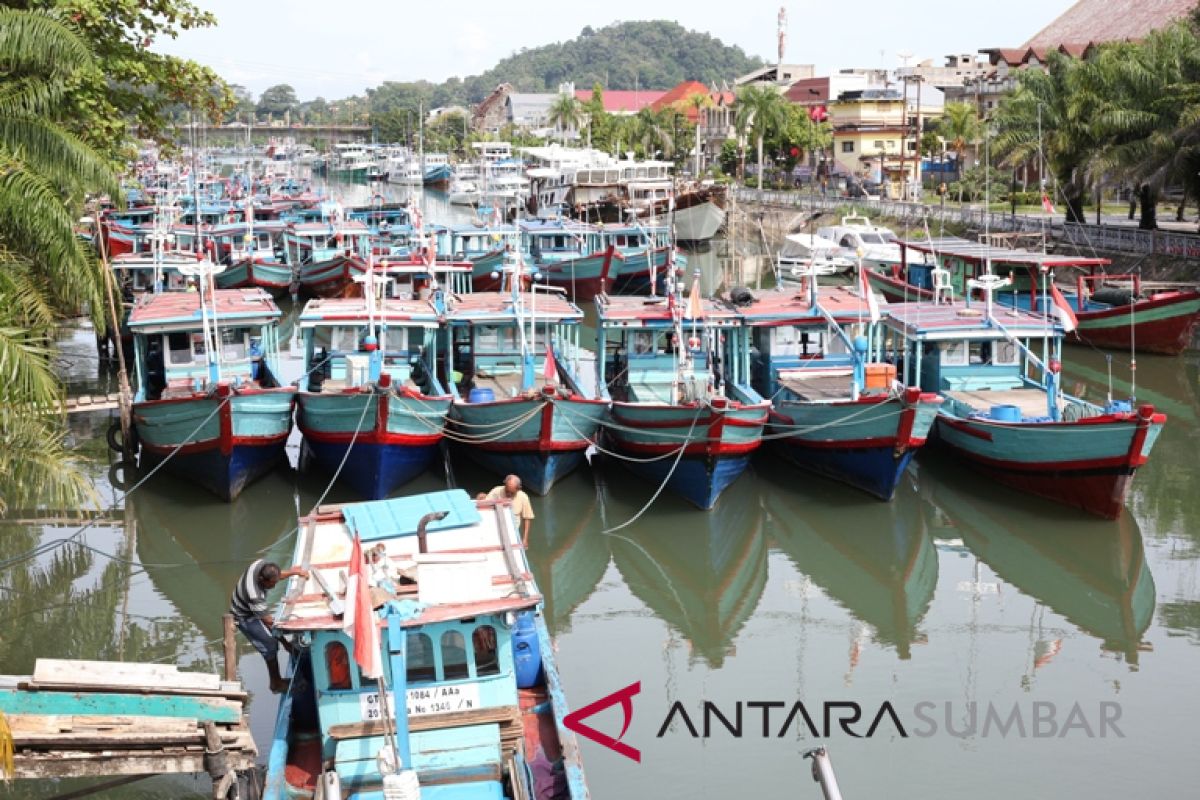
735,84,788,190
685,93,713,174
940,102,982,184
0,9,118,512
630,108,675,159
547,93,583,145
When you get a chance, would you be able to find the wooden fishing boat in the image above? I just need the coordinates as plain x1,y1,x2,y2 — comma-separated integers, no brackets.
878,237,1200,355
883,278,1167,519
441,286,608,495
264,489,588,800
285,220,372,299
296,292,452,501
595,284,770,510
740,276,941,500
210,221,293,295
126,287,296,501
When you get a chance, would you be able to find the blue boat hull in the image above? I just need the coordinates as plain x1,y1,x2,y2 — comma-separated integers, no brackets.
457,446,587,496
608,448,752,510
302,439,439,500
773,439,917,500
140,439,287,501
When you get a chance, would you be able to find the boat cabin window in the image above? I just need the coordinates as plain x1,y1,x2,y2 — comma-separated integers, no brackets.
859,233,887,245
407,632,436,683
630,330,672,355
220,328,249,362
325,641,352,690
473,625,499,676
167,332,207,365
314,326,362,353
441,630,469,680
940,341,968,366
993,340,1019,366
839,235,857,249
474,325,546,353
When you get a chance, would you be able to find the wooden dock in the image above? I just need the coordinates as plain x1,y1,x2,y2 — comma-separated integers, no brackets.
0,659,257,796
64,393,123,414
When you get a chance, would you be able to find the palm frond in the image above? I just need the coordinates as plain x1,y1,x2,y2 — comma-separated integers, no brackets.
0,117,119,198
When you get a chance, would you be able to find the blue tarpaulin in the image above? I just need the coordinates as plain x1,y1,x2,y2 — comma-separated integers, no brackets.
342,489,481,542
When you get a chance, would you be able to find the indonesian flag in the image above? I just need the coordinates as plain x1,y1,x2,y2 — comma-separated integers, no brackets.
1049,281,1078,333
543,342,557,384
244,202,253,224
858,260,881,323
491,205,503,228
342,533,382,679
1041,192,1055,214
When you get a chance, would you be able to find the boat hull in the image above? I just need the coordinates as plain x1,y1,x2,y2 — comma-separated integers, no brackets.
770,389,942,500
215,257,294,296
450,392,608,495
672,200,726,242
297,390,451,500
539,247,617,302
604,399,769,510
1072,291,1200,355
134,388,296,501
932,404,1165,519
469,250,511,292
297,255,368,299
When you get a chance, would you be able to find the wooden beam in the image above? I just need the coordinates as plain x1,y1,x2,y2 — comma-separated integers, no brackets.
11,750,257,779
0,691,242,723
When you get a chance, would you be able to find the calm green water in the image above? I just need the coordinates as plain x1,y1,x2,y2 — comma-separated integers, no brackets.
4,179,1199,797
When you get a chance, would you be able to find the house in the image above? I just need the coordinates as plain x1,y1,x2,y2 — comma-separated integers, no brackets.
573,88,664,115
896,54,991,91
473,83,514,132
829,87,941,197
651,81,715,121
506,94,556,128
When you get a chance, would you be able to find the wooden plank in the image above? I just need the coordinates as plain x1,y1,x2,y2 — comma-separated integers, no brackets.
19,681,248,700
0,690,242,724
327,704,520,740
7,715,201,735
33,660,221,692
13,728,255,749
11,749,257,779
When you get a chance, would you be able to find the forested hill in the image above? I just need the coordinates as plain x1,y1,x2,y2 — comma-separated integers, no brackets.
462,20,764,101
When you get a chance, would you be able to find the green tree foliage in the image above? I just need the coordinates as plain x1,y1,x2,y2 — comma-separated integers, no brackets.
735,85,788,189
547,94,583,143
5,0,232,163
939,102,982,182
257,83,298,120
460,21,760,102
0,8,113,512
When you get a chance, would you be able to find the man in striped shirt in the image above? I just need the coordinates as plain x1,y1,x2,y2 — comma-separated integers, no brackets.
230,559,309,693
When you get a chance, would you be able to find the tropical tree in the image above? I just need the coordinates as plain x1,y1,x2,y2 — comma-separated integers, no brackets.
629,108,675,159
547,94,583,144
0,8,116,512
735,84,788,189
257,83,299,121
940,102,982,183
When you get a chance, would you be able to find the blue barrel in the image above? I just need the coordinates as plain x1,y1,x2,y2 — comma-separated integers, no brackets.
468,387,495,403
990,404,1021,422
511,611,544,689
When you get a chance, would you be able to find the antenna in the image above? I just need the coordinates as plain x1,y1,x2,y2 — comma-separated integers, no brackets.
777,7,788,77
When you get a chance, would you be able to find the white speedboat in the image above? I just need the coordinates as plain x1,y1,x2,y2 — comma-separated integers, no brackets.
816,213,903,271
776,232,856,285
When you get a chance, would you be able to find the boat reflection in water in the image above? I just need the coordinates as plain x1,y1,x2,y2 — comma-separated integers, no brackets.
763,464,937,660
606,471,767,667
920,454,1155,664
132,468,301,641
524,472,609,635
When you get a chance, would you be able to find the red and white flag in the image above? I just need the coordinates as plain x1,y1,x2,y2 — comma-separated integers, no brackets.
858,261,881,323
342,533,382,679
1049,281,1078,333
684,275,704,320
1041,192,1056,215
543,342,557,384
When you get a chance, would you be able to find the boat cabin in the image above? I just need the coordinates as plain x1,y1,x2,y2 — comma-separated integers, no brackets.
298,297,445,396
126,288,284,401
284,221,371,265
441,291,589,401
519,220,591,265
270,490,573,798
595,293,754,405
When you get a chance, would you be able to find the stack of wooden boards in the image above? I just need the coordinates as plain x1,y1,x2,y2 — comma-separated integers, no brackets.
0,659,257,780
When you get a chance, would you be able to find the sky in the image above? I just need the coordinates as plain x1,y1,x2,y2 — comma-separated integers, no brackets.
152,0,1073,100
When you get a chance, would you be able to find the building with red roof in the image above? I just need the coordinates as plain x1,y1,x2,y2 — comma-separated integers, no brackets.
651,81,713,121
574,88,665,115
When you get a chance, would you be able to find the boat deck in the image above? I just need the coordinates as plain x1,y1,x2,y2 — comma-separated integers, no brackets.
778,371,854,402
944,388,1058,417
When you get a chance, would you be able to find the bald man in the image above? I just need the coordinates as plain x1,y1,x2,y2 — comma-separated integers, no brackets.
486,474,534,546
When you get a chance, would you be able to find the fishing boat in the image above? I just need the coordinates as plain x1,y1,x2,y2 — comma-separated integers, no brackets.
423,153,452,188
264,489,588,799
296,285,452,501
284,219,372,299
210,218,294,296
669,181,727,243
595,278,771,510
882,275,1167,518
740,270,942,500
441,280,608,495
887,237,1200,355
126,285,295,501
774,232,855,284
